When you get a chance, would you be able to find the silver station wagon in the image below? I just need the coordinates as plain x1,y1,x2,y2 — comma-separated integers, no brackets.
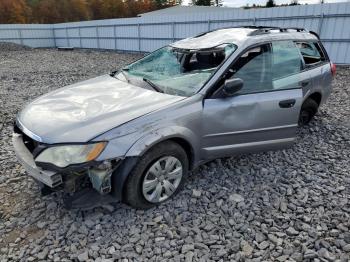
13,26,335,209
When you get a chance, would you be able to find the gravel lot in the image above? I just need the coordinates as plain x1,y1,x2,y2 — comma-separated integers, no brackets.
0,44,349,261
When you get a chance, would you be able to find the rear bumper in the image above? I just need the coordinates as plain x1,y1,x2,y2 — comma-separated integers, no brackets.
12,133,63,188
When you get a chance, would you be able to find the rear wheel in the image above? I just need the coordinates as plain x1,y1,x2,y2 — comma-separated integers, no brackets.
124,141,188,209
298,98,319,126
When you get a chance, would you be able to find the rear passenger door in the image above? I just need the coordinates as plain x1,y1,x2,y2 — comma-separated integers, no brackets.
201,41,310,159
296,41,332,102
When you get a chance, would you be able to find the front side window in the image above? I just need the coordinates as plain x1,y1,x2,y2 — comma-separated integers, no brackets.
229,44,273,94
227,41,304,95
296,42,325,66
119,44,236,97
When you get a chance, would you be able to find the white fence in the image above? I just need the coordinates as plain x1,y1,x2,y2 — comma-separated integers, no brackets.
1,2,350,64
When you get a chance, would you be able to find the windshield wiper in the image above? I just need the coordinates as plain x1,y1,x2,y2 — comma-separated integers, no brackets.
143,77,163,93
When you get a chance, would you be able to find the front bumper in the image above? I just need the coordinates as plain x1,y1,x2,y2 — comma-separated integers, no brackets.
12,129,135,209
12,133,63,188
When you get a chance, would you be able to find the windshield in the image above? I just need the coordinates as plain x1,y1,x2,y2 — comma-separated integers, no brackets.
118,44,236,97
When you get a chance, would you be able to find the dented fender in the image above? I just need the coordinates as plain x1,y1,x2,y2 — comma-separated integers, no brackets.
108,126,200,200
125,126,200,161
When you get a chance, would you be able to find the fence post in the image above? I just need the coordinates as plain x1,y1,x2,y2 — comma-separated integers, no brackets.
65,27,70,47
172,22,175,42
78,27,82,48
137,23,141,52
96,26,100,49
253,17,256,26
18,29,23,46
114,25,117,50
208,19,211,31
318,13,324,38
52,26,56,48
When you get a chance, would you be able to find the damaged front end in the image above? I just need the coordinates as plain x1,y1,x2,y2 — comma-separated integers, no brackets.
12,123,122,209
62,160,121,195
61,159,122,209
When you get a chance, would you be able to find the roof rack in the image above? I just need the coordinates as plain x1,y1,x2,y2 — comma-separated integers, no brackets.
193,25,318,39
246,26,307,36
192,25,277,38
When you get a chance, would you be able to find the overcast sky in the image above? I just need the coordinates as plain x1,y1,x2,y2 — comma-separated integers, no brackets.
182,0,347,7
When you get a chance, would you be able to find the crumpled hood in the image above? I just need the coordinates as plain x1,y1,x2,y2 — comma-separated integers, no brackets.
18,75,184,143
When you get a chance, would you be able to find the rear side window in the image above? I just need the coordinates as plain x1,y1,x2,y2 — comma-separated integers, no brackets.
296,42,325,66
272,41,302,79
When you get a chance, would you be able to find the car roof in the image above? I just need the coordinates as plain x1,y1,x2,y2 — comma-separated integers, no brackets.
170,27,319,50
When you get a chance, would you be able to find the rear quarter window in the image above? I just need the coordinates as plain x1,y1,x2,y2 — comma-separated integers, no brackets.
296,42,326,66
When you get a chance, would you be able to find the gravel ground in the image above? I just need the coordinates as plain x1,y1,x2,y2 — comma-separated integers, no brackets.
0,45,349,262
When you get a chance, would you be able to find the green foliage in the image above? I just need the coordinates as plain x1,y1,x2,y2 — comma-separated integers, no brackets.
192,0,211,6
192,0,222,6
290,0,299,5
154,0,168,7
266,0,276,7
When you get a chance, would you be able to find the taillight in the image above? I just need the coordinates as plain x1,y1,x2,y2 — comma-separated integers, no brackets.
330,62,336,77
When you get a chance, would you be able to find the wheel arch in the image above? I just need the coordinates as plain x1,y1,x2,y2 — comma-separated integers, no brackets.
307,92,322,106
126,127,198,170
111,127,199,201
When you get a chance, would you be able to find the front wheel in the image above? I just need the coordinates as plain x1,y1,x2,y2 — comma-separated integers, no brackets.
123,141,188,209
298,98,319,126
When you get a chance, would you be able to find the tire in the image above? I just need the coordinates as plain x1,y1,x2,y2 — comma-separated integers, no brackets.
123,141,189,209
298,98,319,126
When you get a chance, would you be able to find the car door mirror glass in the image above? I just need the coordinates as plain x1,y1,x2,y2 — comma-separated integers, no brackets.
223,78,243,96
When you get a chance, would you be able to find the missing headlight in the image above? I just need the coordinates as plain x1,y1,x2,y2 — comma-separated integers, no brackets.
88,160,120,195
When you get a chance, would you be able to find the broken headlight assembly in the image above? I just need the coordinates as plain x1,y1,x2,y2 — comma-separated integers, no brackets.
35,142,107,168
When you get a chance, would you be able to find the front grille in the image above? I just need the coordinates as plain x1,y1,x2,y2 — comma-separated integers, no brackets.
14,124,39,154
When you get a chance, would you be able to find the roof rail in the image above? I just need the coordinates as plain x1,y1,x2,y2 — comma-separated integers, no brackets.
193,25,281,38
193,25,311,38
247,26,308,36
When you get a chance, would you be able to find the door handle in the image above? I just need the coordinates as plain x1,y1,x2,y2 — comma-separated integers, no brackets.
279,99,296,108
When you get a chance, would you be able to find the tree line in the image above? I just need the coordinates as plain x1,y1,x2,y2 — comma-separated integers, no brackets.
0,0,181,24
0,0,307,24
192,0,302,9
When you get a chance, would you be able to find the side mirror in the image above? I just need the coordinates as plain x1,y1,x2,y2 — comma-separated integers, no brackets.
223,78,243,96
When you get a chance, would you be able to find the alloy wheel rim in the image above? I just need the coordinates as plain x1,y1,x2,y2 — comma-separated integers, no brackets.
142,156,183,203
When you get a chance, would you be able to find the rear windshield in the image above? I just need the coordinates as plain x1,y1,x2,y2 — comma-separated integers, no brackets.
119,44,236,97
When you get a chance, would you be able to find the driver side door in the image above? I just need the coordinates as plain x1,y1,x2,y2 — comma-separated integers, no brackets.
201,41,308,159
